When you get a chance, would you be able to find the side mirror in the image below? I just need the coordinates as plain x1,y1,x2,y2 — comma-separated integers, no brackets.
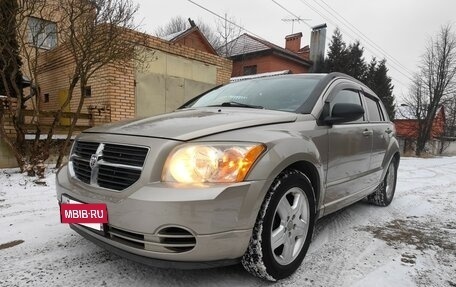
324,103,364,125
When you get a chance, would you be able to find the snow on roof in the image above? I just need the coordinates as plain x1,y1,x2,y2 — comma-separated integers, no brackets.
230,70,291,82
395,105,445,120
395,105,416,120
159,28,187,41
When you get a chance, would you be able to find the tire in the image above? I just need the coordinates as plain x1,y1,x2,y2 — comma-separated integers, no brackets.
367,159,398,206
241,169,316,281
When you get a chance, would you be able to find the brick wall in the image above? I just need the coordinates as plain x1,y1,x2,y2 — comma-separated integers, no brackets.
231,53,309,77
394,107,446,139
172,29,216,55
37,29,232,123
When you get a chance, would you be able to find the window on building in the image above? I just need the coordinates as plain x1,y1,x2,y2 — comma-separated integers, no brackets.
243,65,257,76
28,17,57,50
44,93,50,103
84,86,92,98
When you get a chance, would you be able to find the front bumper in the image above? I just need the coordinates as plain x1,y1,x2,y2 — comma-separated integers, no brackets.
70,224,242,268
57,165,266,264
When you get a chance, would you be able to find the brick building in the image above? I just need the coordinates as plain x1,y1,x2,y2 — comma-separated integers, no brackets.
37,28,231,123
160,20,217,55
394,105,446,154
225,32,312,77
1,18,232,167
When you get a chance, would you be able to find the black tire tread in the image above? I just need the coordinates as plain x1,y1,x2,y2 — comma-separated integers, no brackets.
367,160,397,207
241,169,315,281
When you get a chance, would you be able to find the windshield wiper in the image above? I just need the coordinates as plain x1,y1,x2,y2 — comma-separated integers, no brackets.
218,101,264,109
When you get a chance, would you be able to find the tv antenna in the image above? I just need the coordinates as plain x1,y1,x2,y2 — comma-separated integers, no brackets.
281,17,310,33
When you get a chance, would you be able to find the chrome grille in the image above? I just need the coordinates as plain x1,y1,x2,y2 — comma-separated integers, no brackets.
73,141,99,158
97,165,142,190
102,144,148,167
72,157,91,184
71,141,148,191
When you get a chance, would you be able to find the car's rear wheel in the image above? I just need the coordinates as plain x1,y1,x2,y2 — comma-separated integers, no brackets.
241,169,316,281
367,159,398,206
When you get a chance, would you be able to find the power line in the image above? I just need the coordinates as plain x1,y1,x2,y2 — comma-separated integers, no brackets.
188,0,411,90
272,0,410,89
271,0,312,29
296,0,414,84
315,0,415,76
271,0,334,48
186,0,264,39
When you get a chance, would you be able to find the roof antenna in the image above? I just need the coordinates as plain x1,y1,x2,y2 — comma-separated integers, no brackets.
281,17,310,33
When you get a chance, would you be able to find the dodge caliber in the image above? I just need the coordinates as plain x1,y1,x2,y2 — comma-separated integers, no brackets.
56,72,400,281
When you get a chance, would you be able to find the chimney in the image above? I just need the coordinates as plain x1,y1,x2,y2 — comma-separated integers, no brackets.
309,23,327,72
285,32,303,53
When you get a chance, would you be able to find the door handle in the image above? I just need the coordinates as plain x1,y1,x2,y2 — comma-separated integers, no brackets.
362,129,373,136
385,128,393,134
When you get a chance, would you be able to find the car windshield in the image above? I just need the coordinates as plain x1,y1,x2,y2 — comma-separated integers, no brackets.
184,76,323,112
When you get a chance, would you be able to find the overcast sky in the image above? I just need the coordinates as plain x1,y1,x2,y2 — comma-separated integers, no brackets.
134,0,456,102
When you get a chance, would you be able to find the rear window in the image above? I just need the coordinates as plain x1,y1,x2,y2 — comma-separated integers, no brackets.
186,76,322,112
365,96,384,122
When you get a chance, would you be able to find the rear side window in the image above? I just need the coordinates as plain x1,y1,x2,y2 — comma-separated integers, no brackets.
365,96,384,122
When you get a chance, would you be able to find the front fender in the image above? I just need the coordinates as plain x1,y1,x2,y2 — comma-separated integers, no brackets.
246,137,325,216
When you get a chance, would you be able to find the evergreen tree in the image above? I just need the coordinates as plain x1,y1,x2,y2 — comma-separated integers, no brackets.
324,28,349,73
322,30,396,120
346,41,367,81
364,57,377,87
371,59,395,120
0,0,23,98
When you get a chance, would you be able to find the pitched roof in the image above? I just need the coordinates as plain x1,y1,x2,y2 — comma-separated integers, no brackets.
395,105,445,120
160,26,217,54
225,33,312,66
395,105,416,120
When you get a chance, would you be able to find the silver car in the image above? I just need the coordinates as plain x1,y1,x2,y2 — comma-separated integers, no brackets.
56,72,400,281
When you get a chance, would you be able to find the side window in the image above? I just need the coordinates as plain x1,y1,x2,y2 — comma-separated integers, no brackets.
365,96,383,122
243,65,257,75
331,89,364,122
28,17,57,50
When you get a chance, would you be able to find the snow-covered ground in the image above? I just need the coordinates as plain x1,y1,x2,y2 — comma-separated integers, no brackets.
1,157,455,287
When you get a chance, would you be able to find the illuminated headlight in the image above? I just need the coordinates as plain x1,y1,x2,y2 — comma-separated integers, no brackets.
162,143,266,183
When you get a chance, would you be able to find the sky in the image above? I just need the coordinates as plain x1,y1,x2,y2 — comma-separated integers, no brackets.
134,0,456,102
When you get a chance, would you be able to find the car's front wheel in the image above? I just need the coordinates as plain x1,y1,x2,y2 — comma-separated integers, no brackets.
241,169,316,281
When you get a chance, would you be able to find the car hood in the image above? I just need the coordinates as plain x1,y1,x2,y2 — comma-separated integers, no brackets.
83,107,297,141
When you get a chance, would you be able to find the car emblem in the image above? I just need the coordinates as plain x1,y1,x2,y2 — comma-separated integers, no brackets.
89,154,99,169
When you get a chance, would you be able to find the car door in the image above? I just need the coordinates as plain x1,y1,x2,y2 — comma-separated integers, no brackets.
362,92,391,184
323,84,373,214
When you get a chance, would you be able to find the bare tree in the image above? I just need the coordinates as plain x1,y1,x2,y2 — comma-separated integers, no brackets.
198,20,222,50
403,25,456,156
215,13,242,57
439,92,456,153
445,95,456,137
54,0,145,168
154,16,187,37
0,0,60,176
1,0,145,176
